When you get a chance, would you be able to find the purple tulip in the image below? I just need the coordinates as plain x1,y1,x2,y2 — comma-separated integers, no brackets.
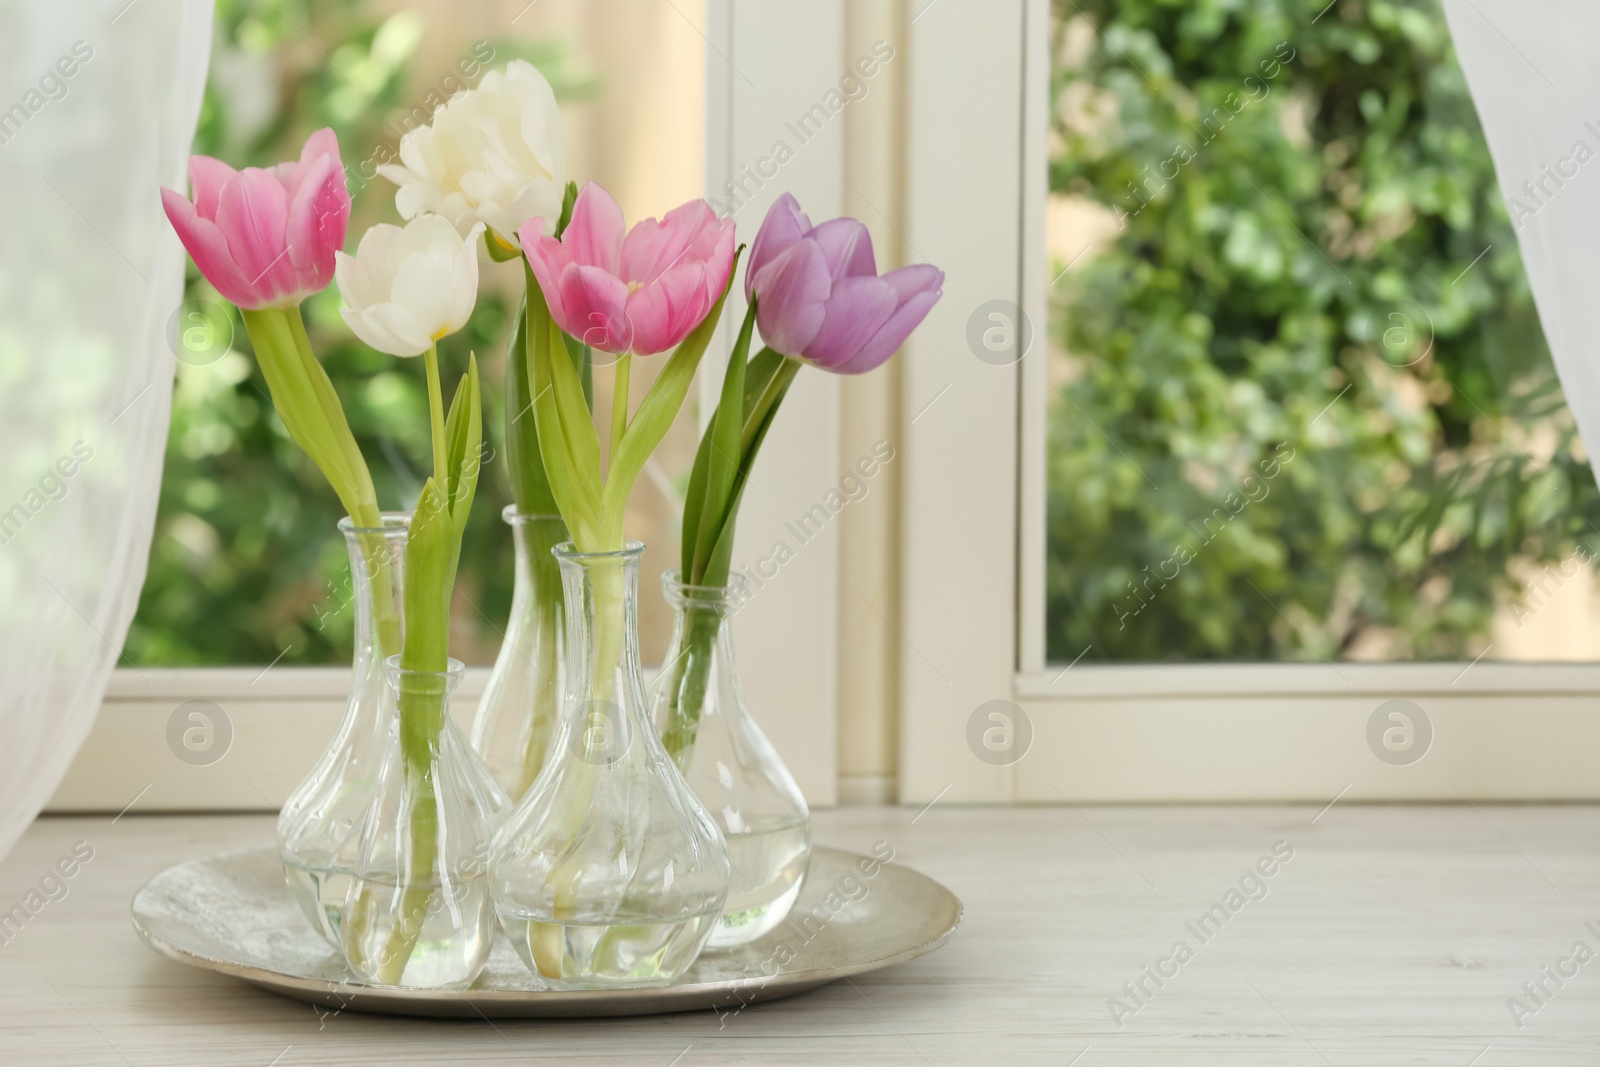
745,194,943,374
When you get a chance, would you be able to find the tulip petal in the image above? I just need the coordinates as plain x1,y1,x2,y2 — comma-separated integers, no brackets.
745,193,810,300
188,156,235,221
697,214,738,306
390,248,459,343
558,263,632,353
161,187,259,307
625,261,709,355
333,250,373,311
216,167,295,303
520,227,573,324
284,152,349,293
300,127,342,167
342,302,430,357
751,239,831,357
836,265,944,374
800,274,897,370
809,217,877,280
446,225,485,334
505,176,561,241
564,182,625,275
621,199,714,285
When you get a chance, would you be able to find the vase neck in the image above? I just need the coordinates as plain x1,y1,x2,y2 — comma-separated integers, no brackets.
661,567,748,623
339,514,409,675
554,542,648,762
504,507,568,612
557,543,645,682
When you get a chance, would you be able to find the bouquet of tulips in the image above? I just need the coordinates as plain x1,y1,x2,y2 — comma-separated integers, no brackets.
160,58,942,990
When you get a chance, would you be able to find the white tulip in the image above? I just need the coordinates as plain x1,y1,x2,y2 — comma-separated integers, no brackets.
378,60,565,248
335,215,485,357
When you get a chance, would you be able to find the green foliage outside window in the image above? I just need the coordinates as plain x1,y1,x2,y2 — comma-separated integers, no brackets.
126,0,592,665
1046,0,1600,662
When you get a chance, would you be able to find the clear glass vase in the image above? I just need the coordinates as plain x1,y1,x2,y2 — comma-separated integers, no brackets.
653,570,811,947
470,507,569,801
341,657,508,988
277,514,407,946
490,542,730,989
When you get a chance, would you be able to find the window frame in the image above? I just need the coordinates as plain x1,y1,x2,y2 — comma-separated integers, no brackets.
894,0,1600,804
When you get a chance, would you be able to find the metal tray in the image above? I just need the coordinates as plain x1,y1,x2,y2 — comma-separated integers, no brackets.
131,845,961,1018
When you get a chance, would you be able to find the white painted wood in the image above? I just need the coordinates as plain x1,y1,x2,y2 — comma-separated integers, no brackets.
703,1,848,805
1017,0,1050,677
899,0,1027,804
47,668,487,814
1015,661,1600,698
1020,693,1600,802
5,806,1599,1063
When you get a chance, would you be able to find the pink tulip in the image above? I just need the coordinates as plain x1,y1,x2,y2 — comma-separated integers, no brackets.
161,129,351,309
745,193,943,374
518,182,736,356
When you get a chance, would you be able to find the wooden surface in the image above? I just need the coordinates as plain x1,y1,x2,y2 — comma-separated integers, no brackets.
1,804,1597,1064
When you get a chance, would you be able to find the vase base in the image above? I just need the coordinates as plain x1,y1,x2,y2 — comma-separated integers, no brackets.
706,823,811,948
498,909,719,988
282,860,350,948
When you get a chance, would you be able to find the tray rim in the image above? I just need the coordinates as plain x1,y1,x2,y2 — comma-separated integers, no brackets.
130,844,963,1017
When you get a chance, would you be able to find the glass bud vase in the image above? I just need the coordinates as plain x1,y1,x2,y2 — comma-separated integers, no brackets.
342,658,508,989
470,507,569,801
278,514,408,946
490,542,730,989
653,570,811,948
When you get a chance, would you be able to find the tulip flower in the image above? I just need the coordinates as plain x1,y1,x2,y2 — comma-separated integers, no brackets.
744,192,943,374
518,182,736,357
662,194,944,765
160,128,350,309
336,215,485,358
380,60,565,250
160,128,381,546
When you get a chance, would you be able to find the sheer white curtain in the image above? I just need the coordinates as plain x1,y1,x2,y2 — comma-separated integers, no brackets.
0,0,212,861
1444,1,1600,465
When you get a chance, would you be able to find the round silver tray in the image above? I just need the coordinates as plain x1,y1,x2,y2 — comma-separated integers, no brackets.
131,845,961,1018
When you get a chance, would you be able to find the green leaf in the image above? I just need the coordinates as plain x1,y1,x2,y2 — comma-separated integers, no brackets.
689,299,757,582
682,346,799,584
565,331,594,409
529,280,599,542
505,286,559,515
401,476,453,674
699,355,800,588
740,348,791,451
680,422,714,581
484,230,524,262
442,353,483,547
547,316,602,512
240,307,378,526
555,180,579,238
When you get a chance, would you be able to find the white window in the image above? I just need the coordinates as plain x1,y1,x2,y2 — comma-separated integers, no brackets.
897,0,1600,803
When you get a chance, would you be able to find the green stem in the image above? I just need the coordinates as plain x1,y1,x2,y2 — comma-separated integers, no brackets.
423,344,447,485
609,351,632,468
661,606,721,770
525,557,625,980
513,515,569,797
241,306,398,654
375,669,448,983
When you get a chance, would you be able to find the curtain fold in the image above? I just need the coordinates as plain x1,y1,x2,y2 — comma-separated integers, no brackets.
0,0,213,861
1444,0,1600,468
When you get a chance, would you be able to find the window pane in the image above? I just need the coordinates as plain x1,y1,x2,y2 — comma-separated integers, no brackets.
1045,0,1600,663
126,0,706,667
